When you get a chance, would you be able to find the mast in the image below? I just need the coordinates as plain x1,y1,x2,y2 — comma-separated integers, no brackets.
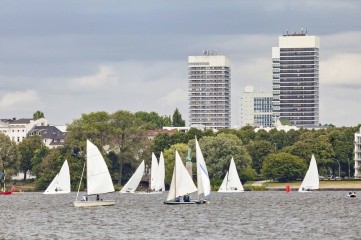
75,163,86,201
3,169,5,192
174,151,177,200
226,171,229,190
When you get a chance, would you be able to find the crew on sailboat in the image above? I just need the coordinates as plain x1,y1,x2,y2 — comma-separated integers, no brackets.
183,193,190,202
82,195,88,201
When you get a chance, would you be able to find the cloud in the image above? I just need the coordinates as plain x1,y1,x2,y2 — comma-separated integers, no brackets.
0,90,40,109
321,53,361,87
159,88,188,108
68,66,118,91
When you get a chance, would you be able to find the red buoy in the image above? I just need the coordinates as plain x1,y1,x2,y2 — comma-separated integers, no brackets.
286,185,290,193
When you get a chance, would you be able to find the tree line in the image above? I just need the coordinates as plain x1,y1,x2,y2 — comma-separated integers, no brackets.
0,108,359,191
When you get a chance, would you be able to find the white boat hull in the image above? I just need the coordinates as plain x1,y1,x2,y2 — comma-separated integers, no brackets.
218,190,244,193
73,200,115,207
164,201,196,205
135,191,163,195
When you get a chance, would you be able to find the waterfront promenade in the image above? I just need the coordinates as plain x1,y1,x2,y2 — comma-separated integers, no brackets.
252,180,361,191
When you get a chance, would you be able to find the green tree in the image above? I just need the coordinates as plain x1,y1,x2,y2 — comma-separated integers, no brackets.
236,126,255,144
163,143,189,184
18,135,45,180
109,110,152,186
261,153,307,182
172,108,185,127
67,110,152,187
282,141,313,162
247,140,274,174
190,133,252,181
33,148,64,190
33,110,45,120
0,133,21,181
66,111,111,146
135,111,171,129
152,132,171,157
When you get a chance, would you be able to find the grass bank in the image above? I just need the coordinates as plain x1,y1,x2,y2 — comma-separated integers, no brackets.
264,180,361,188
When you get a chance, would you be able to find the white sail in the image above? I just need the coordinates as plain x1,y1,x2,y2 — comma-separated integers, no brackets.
195,137,211,198
86,140,115,195
150,153,159,191
218,157,244,192
218,172,228,192
298,154,319,192
120,161,145,193
158,152,165,191
44,160,71,194
166,151,197,201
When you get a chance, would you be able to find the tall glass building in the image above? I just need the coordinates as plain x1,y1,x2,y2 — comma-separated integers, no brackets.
188,51,231,129
272,32,320,126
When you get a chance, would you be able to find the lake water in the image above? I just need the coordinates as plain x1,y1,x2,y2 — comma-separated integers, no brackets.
1,191,360,239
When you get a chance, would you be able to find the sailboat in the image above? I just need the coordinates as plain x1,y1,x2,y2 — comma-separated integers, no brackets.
44,160,71,194
74,140,115,207
149,152,165,193
158,152,165,191
164,150,197,204
195,137,211,203
120,160,145,193
218,157,244,192
298,154,319,192
150,153,160,191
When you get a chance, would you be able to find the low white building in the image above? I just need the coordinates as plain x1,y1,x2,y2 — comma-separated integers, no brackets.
0,118,48,143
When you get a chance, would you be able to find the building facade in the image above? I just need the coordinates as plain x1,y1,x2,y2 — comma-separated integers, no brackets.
239,86,273,128
272,31,320,126
0,118,48,143
354,127,361,178
188,51,231,129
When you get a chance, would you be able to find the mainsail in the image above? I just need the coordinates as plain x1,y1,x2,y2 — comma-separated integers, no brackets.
120,161,145,193
166,150,197,201
298,154,319,192
195,137,211,199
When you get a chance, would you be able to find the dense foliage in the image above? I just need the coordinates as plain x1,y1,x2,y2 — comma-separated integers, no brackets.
261,153,307,182
0,108,360,190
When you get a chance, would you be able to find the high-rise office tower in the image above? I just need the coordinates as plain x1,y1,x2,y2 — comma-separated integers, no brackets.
188,51,231,129
272,31,320,126
239,86,273,128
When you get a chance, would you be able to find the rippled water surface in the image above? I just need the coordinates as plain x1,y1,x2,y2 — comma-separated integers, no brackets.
1,191,360,239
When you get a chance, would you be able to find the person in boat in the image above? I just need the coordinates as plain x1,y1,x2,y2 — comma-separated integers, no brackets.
82,195,88,201
183,193,190,202
175,196,181,202
96,195,100,201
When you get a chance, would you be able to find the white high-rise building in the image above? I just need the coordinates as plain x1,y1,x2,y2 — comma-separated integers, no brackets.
354,127,361,178
239,86,273,128
272,31,320,126
188,51,231,129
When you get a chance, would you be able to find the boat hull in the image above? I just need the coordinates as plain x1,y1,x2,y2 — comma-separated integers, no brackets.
347,194,356,198
218,190,244,193
0,192,13,195
163,201,196,205
136,191,163,195
73,200,115,207
192,199,210,204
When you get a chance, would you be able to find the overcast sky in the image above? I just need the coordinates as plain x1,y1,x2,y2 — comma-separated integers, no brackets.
1,0,360,127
